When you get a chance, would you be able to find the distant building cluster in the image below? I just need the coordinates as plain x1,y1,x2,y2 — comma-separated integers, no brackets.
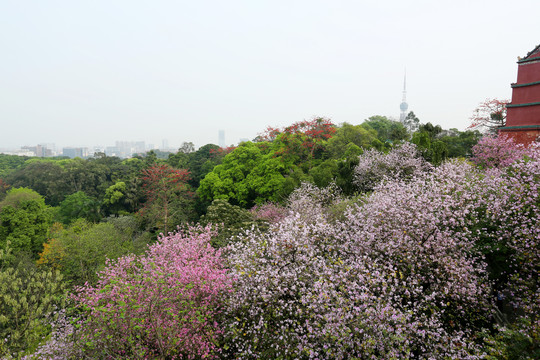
3,131,252,159
105,141,147,158
1,138,177,159
62,147,89,158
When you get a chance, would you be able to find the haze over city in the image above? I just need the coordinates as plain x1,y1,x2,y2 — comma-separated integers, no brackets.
1,0,539,151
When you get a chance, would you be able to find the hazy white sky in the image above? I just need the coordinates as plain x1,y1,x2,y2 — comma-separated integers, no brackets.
1,0,539,150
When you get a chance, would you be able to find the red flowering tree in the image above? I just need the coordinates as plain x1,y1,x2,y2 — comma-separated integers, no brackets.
469,98,510,133
139,164,192,234
0,179,10,200
209,146,237,159
261,117,336,167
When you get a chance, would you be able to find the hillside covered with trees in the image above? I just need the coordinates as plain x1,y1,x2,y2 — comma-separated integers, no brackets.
1,116,538,359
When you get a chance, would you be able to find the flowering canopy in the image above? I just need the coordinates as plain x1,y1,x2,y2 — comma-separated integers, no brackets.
74,226,233,359
224,149,540,359
353,142,431,192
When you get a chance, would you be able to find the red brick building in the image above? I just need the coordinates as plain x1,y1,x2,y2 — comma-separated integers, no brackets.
500,44,540,145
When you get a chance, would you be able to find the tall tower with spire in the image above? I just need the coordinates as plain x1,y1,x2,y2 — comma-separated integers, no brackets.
399,71,408,123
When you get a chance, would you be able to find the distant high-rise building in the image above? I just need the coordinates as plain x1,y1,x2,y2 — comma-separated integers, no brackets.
62,147,88,158
162,139,169,150
399,71,409,123
40,143,56,156
218,130,225,147
113,141,146,158
134,141,146,154
22,144,53,157
105,146,120,157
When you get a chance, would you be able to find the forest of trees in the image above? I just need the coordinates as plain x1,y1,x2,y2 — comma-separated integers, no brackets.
1,115,538,359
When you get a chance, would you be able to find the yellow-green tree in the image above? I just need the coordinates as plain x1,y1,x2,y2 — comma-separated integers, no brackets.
0,244,66,358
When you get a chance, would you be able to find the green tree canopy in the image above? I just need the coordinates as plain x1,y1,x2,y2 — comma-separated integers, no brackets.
361,115,409,145
198,142,290,207
325,122,378,159
58,191,100,224
0,188,52,255
199,199,257,247
439,129,481,158
38,219,139,286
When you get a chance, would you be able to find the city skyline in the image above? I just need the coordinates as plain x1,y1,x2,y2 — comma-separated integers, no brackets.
1,1,539,150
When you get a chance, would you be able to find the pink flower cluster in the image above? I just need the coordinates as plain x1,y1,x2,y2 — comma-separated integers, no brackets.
249,202,289,224
73,226,233,359
470,135,537,168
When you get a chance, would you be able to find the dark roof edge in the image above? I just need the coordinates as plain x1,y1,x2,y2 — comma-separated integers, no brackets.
518,44,540,63
506,101,540,108
499,125,540,130
511,80,540,88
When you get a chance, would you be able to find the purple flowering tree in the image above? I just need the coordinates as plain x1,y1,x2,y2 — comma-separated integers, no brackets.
477,145,540,352
223,163,496,359
353,142,432,192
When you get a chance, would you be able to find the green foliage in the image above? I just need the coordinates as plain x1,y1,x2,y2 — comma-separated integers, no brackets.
105,215,153,253
325,122,376,159
361,115,409,145
309,159,338,188
0,187,42,208
482,320,540,360
411,127,449,165
198,142,289,207
418,122,443,139
172,143,222,188
199,199,258,247
39,219,139,286
440,129,482,158
5,161,68,206
0,188,52,256
335,156,360,195
101,181,131,216
430,140,449,165
403,111,420,132
411,131,431,149
5,155,143,207
0,244,66,359
58,191,100,224
0,179,9,201
265,118,336,170
0,154,29,178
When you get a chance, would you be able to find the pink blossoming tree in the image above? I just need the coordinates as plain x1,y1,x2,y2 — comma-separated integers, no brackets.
470,135,533,168
73,226,233,359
